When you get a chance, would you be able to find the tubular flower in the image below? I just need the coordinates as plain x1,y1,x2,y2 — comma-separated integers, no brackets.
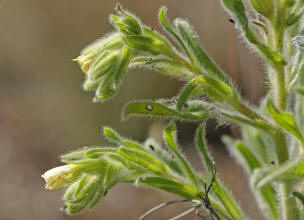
42,165,76,190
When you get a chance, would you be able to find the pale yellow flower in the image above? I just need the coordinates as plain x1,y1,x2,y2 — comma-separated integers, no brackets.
42,165,74,190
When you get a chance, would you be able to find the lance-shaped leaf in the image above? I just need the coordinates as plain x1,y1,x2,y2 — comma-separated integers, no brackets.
85,147,117,159
158,7,195,64
123,35,173,57
241,126,276,164
142,26,173,50
196,132,244,220
222,112,273,132
118,146,170,176
221,0,248,27
94,46,133,101
163,123,199,187
60,150,108,167
195,124,214,175
61,149,88,163
251,155,304,188
174,19,234,89
103,127,144,151
136,176,198,199
129,56,193,78
223,137,278,219
220,0,286,67
138,176,231,218
105,152,146,172
212,179,244,220
143,138,183,176
267,98,304,147
194,76,233,102
234,141,261,173
176,77,200,111
122,100,207,121
254,42,286,66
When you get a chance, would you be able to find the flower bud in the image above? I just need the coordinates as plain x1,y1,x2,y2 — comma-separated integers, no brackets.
42,165,76,190
110,4,142,35
73,32,123,74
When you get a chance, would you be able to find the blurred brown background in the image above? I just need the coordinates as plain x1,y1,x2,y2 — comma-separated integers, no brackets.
0,0,265,219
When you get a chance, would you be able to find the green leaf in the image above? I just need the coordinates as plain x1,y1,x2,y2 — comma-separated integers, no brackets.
136,176,198,199
220,0,286,67
158,7,195,64
251,155,304,188
103,126,144,151
212,179,244,220
163,123,199,187
122,100,207,121
234,141,261,173
105,152,145,172
85,147,117,158
61,149,88,163
254,43,287,66
129,56,193,78
241,126,276,164
221,0,248,26
267,98,304,147
174,19,234,89
223,137,278,219
143,138,183,176
176,78,200,111
118,146,170,176
192,76,233,102
292,192,304,207
61,150,108,166
222,112,273,132
103,127,123,143
142,26,173,51
123,35,173,57
195,124,214,175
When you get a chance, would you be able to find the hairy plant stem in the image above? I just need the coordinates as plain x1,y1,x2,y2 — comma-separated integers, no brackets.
274,65,287,110
229,99,264,121
272,3,295,220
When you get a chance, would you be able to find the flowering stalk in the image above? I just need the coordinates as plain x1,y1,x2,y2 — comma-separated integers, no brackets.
43,2,304,220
